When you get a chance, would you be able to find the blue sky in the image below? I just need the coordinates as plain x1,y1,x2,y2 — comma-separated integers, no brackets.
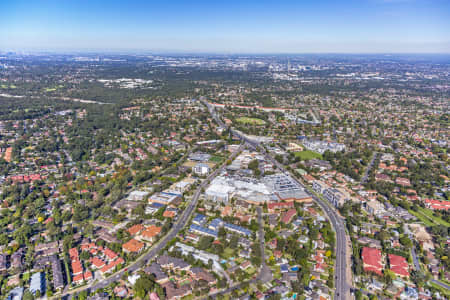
0,0,449,53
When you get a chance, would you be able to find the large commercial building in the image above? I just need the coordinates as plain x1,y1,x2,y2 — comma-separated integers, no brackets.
205,173,310,205
148,192,182,205
264,174,312,202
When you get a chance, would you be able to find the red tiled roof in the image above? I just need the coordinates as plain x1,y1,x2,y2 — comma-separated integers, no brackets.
73,274,84,283
84,271,93,280
91,257,105,268
71,260,83,275
69,247,79,259
141,225,162,240
104,248,118,260
361,247,382,276
388,254,409,277
281,209,297,224
163,210,176,218
128,224,145,236
425,199,450,211
267,202,294,211
122,239,144,253
100,257,124,274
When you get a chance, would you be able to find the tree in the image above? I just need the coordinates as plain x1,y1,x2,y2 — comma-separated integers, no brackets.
198,236,214,250
218,227,226,238
78,290,88,300
134,275,154,298
399,236,412,248
80,251,91,261
275,155,284,164
0,234,8,246
383,269,396,285
248,159,259,171
23,291,34,300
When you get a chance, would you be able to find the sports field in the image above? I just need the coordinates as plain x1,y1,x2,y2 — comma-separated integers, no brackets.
236,117,266,125
294,150,323,160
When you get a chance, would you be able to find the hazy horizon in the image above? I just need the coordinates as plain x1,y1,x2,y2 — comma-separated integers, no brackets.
1,0,449,54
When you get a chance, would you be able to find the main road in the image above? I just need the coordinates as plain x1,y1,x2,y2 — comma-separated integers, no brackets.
56,143,244,300
202,99,350,300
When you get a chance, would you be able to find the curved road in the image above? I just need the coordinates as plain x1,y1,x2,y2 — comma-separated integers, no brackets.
202,100,350,300
204,207,272,299
56,144,244,299
411,242,450,291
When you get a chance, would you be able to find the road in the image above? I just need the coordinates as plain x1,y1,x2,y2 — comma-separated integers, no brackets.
257,206,273,283
202,99,350,300
411,244,421,271
55,144,244,300
411,245,450,291
265,151,349,300
204,205,271,299
361,152,379,185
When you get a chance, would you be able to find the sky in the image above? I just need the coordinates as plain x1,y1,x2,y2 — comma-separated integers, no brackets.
0,0,449,54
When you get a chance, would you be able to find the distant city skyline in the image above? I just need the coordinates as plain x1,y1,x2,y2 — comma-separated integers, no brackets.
1,0,449,53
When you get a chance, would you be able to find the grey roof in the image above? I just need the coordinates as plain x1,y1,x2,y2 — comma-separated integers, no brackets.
0,254,6,271
51,256,64,289
190,224,218,238
144,263,168,281
157,255,190,270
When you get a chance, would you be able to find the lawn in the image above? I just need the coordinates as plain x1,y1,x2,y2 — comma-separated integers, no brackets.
22,272,31,282
429,281,450,297
408,209,434,227
209,155,223,163
236,117,266,125
235,257,245,264
294,150,323,161
1,84,16,89
418,207,450,227
244,266,256,275
223,247,235,259
45,85,63,92
409,207,450,227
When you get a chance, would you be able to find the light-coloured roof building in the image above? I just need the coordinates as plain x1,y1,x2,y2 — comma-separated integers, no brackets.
30,272,45,295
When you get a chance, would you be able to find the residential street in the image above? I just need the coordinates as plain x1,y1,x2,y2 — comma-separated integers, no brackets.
56,145,244,300
203,100,351,300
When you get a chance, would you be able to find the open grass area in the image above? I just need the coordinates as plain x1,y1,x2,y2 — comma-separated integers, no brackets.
45,85,63,92
408,209,434,227
1,84,16,89
294,150,323,161
429,281,450,297
223,247,235,259
209,155,223,163
417,207,450,227
235,257,245,264
244,266,257,275
236,117,266,125
409,207,450,227
22,272,31,282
